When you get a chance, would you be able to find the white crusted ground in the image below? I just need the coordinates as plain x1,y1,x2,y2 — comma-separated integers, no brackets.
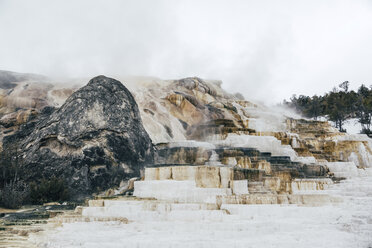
31,169,372,248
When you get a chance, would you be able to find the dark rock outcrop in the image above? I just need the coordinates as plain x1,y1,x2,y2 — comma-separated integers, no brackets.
2,76,154,199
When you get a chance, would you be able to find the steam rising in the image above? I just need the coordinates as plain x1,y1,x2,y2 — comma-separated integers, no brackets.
0,0,371,104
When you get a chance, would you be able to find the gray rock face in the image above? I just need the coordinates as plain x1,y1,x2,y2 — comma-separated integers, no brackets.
0,70,48,89
176,77,217,97
3,76,154,199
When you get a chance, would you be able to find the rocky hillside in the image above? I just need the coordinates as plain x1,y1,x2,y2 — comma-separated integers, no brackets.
0,70,77,127
0,70,48,89
1,71,372,202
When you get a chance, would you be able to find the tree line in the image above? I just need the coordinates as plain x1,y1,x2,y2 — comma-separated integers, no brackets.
283,81,372,134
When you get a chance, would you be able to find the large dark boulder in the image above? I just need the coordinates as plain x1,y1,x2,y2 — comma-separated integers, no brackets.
2,75,154,199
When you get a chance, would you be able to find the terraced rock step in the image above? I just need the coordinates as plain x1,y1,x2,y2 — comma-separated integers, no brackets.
218,193,341,206
154,140,329,190
0,204,77,248
0,217,47,248
30,169,371,247
248,182,272,194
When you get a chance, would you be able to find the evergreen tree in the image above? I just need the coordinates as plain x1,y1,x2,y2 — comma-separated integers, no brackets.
284,81,361,133
325,90,348,132
356,84,372,134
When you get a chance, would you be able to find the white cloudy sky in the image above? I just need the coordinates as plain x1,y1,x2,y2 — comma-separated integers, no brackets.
0,0,371,104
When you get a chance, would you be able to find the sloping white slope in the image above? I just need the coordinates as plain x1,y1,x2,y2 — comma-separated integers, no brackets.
31,169,372,248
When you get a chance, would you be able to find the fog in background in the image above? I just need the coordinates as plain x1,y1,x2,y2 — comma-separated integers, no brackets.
0,0,371,104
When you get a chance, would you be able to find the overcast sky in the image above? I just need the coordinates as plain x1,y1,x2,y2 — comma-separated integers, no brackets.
0,0,371,104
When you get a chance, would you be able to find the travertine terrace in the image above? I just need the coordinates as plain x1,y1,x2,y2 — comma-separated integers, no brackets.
1,76,372,247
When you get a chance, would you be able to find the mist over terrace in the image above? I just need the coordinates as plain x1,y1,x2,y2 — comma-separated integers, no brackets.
0,0,371,105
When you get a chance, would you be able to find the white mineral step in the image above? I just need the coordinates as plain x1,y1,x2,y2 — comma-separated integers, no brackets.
231,180,249,195
133,180,232,203
326,162,359,178
83,206,227,222
87,200,218,211
31,169,372,247
291,178,333,194
205,150,224,166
